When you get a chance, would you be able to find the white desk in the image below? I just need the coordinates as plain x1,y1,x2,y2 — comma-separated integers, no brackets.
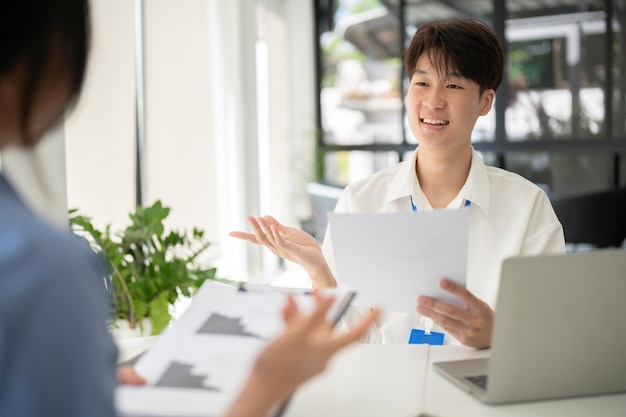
282,344,428,417
281,344,626,417
117,342,626,417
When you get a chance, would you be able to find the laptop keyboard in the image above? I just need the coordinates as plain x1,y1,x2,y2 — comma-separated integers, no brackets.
465,375,488,390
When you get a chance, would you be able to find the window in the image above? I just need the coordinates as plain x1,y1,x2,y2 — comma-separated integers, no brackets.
315,0,626,198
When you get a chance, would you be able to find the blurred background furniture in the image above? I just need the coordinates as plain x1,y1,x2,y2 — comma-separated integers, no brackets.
301,182,344,242
550,187,626,250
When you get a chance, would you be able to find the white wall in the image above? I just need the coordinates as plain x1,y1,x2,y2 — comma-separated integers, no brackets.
66,0,219,241
142,0,217,239
65,0,137,230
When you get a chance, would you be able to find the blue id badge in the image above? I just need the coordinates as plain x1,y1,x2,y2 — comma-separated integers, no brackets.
408,328,445,345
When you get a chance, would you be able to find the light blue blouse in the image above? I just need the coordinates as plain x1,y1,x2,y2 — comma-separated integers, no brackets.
0,173,118,417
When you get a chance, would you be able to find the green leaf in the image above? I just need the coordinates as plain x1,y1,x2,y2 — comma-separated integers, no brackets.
149,291,171,335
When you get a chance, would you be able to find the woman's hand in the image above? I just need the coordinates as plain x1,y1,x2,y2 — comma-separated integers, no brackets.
223,292,379,417
117,365,146,385
230,215,336,288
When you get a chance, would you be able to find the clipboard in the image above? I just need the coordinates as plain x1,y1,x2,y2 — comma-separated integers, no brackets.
115,281,357,417
236,283,357,328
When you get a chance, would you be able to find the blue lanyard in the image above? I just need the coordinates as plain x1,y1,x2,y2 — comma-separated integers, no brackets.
409,194,471,212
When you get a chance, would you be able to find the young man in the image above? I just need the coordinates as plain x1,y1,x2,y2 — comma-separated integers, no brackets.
231,18,565,349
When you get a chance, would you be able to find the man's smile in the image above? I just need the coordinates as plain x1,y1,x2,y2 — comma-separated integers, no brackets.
421,118,450,125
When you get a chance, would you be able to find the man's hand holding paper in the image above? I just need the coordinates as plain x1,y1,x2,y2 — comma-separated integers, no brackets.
417,278,494,349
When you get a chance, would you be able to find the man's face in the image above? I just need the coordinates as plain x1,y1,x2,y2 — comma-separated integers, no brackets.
405,54,494,152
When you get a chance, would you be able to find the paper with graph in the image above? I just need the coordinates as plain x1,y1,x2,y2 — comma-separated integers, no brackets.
115,281,355,417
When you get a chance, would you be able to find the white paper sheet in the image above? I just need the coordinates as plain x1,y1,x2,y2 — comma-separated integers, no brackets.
115,281,355,417
328,209,469,313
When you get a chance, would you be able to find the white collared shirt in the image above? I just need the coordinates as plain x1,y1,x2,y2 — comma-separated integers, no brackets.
323,148,566,344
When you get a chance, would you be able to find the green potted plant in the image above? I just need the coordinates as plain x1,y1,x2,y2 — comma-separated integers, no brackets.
69,200,218,336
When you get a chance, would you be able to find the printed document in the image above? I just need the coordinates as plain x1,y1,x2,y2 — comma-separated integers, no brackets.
328,209,468,313
116,281,355,417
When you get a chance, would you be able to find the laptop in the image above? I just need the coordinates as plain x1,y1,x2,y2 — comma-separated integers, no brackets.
433,248,626,404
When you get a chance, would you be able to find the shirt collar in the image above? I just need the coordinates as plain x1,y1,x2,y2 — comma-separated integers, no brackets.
383,147,491,214
383,150,418,207
461,149,490,215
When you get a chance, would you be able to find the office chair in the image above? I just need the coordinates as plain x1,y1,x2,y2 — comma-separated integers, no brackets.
550,187,626,249
300,182,344,242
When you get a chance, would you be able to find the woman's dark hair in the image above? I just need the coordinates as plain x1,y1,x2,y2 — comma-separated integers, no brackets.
404,18,503,94
0,0,90,146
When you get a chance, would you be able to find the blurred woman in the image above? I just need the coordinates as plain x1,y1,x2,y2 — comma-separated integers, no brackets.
0,1,377,416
